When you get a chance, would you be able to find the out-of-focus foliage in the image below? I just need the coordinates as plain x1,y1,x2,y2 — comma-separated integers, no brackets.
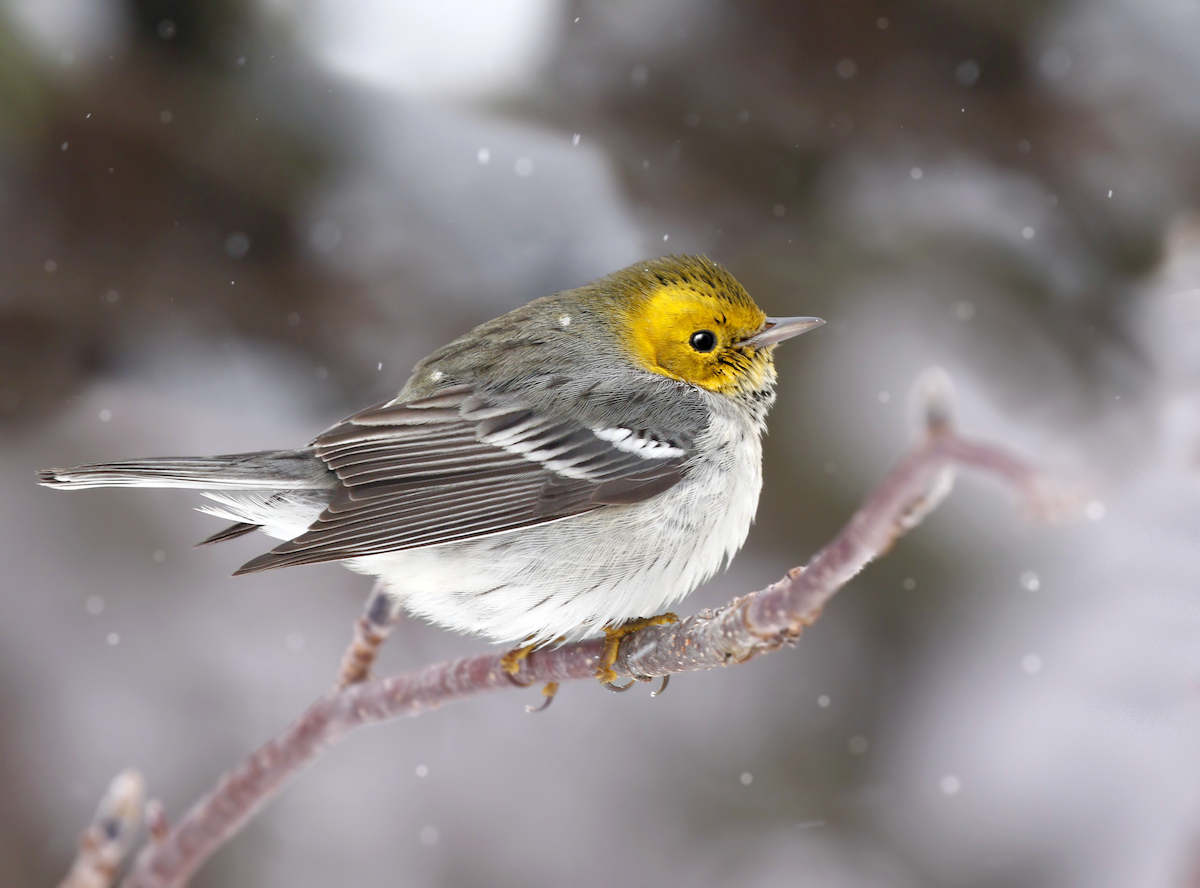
2,2,1199,887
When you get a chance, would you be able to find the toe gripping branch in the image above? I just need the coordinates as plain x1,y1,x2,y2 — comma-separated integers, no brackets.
599,614,679,693
500,645,563,712
499,614,679,711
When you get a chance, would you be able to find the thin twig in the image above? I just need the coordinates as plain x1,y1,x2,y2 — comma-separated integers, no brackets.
336,582,401,688
144,801,169,845
59,770,144,888
99,369,1049,888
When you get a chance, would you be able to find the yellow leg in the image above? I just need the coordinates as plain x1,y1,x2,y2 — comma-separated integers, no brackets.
597,613,678,685
500,643,536,677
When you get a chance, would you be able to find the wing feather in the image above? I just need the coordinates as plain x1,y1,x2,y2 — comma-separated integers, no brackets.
234,387,692,574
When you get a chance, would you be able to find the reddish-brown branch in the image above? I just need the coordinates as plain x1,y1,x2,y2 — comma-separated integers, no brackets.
335,582,402,688
56,370,1050,888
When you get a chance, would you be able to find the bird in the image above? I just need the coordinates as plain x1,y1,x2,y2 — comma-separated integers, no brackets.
39,255,823,685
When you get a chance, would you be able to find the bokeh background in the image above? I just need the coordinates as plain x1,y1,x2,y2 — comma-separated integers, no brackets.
3,1,1200,886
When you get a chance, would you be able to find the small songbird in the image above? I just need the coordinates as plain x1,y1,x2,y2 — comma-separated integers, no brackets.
39,256,822,681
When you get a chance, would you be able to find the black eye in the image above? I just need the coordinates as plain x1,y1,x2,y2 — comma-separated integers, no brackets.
689,330,717,352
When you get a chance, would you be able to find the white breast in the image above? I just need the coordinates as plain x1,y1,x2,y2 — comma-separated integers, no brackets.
351,400,764,646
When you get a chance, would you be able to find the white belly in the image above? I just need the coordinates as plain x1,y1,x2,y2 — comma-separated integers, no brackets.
350,409,763,646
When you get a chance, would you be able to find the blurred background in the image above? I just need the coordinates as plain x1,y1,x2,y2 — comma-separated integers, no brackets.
2,1,1200,885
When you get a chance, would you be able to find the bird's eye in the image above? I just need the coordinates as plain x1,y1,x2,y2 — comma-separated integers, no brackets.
689,330,717,352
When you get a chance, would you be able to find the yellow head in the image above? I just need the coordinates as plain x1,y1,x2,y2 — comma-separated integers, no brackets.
601,256,819,397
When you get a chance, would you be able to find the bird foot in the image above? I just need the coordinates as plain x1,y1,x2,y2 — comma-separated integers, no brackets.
500,643,536,685
597,613,678,687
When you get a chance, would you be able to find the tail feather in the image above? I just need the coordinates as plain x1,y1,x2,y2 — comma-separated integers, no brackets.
37,449,333,491
195,521,261,547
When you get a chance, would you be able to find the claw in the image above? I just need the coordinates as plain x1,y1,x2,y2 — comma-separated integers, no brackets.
525,682,560,713
651,674,671,697
603,677,635,693
596,613,679,687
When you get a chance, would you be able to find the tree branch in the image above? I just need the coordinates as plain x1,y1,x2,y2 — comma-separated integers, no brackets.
56,369,1052,888
58,770,143,888
335,582,402,689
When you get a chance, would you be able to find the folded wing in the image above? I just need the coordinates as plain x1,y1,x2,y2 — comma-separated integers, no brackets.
235,385,690,573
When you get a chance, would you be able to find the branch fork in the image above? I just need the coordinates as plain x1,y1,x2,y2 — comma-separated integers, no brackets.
59,368,1062,888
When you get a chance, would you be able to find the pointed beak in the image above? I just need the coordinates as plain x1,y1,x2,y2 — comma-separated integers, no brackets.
740,316,825,349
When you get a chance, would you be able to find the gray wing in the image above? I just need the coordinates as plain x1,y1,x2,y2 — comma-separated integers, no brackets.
234,385,691,573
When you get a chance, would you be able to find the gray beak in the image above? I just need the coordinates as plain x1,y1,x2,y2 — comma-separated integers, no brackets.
740,316,825,349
